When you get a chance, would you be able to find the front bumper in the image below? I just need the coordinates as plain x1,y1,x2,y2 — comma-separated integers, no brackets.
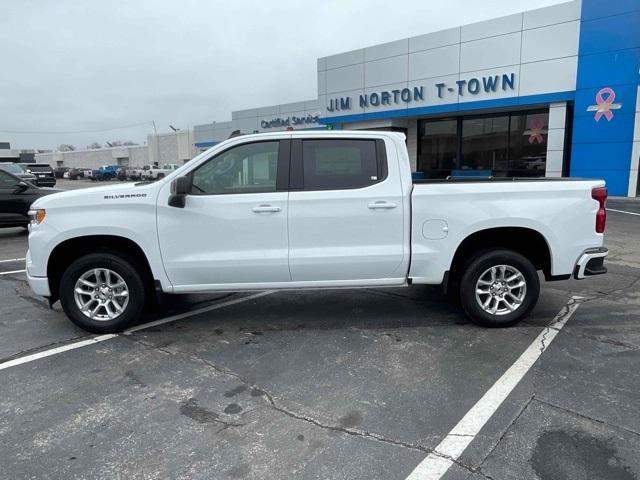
574,247,608,279
27,271,51,296
25,250,51,296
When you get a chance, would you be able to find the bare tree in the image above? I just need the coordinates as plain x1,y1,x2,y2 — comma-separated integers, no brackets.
58,144,76,151
87,142,102,149
122,140,138,146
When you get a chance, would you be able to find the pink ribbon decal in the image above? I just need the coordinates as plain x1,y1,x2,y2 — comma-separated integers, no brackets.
526,118,545,144
587,87,622,122
523,118,547,144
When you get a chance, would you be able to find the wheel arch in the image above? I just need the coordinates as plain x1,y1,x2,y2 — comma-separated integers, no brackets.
47,235,157,305
448,227,553,285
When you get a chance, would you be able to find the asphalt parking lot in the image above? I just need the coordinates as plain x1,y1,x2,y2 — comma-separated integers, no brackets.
1,181,639,479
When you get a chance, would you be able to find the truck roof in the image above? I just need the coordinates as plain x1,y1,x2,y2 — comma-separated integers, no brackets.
221,129,407,142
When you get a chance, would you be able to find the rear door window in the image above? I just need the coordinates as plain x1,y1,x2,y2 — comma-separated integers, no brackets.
299,139,385,190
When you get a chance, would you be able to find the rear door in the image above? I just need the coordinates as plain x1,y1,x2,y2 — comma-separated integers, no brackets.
287,137,406,283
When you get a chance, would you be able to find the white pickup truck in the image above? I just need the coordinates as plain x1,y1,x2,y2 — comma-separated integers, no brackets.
141,163,180,181
26,131,608,333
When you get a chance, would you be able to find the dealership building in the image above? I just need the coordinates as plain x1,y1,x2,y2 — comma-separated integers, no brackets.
194,0,639,196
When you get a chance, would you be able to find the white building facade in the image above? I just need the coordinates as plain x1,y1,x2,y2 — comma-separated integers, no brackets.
35,130,197,170
193,0,639,197
193,99,323,151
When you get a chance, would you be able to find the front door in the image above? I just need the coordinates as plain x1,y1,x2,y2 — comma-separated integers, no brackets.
157,140,290,289
287,137,406,282
0,171,28,227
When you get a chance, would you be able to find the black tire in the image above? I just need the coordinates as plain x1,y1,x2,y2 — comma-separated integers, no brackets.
459,249,539,327
59,253,146,333
157,173,165,180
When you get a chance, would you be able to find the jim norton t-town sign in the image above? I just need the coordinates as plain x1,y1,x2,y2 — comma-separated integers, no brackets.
326,72,516,113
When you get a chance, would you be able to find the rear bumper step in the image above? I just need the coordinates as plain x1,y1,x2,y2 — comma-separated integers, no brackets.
574,247,608,279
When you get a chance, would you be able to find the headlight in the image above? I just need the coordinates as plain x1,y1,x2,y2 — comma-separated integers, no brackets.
28,209,46,225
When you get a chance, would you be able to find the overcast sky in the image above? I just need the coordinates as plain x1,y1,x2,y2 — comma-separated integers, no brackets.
2,0,567,150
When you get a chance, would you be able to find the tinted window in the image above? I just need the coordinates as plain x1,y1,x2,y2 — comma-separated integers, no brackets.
0,163,24,174
418,119,457,178
461,115,509,172
0,170,18,188
301,139,380,190
191,141,279,195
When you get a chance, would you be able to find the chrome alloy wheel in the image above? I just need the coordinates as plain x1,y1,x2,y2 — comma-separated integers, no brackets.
73,268,130,321
475,265,527,316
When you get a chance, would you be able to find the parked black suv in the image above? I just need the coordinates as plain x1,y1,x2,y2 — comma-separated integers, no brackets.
18,163,56,187
0,169,60,228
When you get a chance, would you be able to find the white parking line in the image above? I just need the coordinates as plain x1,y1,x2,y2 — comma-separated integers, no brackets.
0,290,274,371
405,297,582,480
123,290,274,333
0,269,26,276
0,335,117,371
0,258,26,263
608,208,640,217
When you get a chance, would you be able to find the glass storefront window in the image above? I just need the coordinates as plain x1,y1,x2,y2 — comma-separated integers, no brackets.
417,109,551,179
418,119,457,178
461,115,509,175
509,112,548,176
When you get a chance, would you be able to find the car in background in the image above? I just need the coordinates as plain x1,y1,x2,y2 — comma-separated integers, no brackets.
0,162,37,184
67,168,83,180
90,165,119,181
116,168,128,181
141,163,180,181
0,169,60,229
127,164,150,180
18,163,56,187
54,167,71,179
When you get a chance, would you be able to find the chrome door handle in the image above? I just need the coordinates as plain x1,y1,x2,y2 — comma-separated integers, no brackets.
252,204,281,213
368,201,397,210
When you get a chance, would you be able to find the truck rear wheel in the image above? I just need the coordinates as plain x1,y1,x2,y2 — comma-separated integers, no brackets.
459,249,539,327
59,253,146,333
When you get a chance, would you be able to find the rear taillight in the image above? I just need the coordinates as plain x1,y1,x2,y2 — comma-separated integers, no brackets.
592,186,607,233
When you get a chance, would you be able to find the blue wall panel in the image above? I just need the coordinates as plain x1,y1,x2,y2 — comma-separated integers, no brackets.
572,142,634,171
581,0,640,21
576,49,640,89
572,113,636,144
571,0,640,196
579,11,640,55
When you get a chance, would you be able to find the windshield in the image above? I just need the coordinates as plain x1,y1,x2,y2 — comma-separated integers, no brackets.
0,163,24,174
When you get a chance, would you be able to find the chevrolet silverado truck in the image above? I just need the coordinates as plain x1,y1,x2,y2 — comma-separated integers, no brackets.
25,131,608,333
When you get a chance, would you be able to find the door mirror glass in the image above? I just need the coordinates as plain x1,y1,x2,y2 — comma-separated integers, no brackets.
171,176,191,195
169,176,191,208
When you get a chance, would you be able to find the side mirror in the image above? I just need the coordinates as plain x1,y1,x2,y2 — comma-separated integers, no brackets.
168,176,191,208
14,181,29,193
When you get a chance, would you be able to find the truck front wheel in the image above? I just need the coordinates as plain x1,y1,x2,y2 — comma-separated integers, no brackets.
459,249,539,327
59,253,146,333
